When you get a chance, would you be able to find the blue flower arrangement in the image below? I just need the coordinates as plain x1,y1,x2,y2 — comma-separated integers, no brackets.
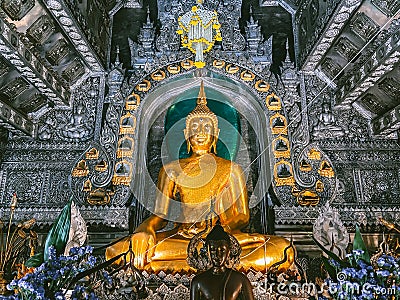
4,246,103,300
315,226,400,300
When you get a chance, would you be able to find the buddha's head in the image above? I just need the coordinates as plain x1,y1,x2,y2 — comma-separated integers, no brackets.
184,81,220,154
205,224,231,267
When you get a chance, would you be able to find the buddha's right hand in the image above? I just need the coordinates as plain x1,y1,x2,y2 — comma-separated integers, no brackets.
130,231,155,268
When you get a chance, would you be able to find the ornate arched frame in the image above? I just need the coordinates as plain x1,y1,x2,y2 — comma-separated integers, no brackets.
131,76,273,214
111,57,311,229
82,56,337,229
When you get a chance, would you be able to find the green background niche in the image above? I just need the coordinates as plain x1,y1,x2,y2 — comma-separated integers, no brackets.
165,86,241,161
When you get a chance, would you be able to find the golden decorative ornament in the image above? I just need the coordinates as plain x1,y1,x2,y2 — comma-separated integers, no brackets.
85,147,99,160
274,160,295,186
255,79,270,92
181,60,194,69
136,79,151,92
95,160,108,172
112,160,132,186
177,0,222,68
291,186,301,197
212,59,225,68
266,93,281,111
273,136,290,159
82,179,92,192
151,69,166,81
307,148,321,160
167,64,181,74
318,160,335,178
315,180,324,192
225,64,239,74
125,93,141,111
119,112,136,135
240,70,255,81
72,160,89,177
299,159,312,172
270,112,288,135
116,136,134,158
297,189,320,206
87,188,111,205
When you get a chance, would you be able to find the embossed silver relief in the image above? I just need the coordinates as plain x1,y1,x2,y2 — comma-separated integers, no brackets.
378,77,400,100
155,21,180,53
220,21,246,51
309,0,319,26
0,77,30,98
371,0,400,16
62,59,85,83
45,39,70,65
37,76,99,142
0,57,9,77
320,57,341,79
350,12,379,41
312,100,345,139
137,9,155,57
334,37,358,61
1,0,35,20
26,15,55,45
359,168,400,204
313,204,349,259
4,171,45,205
358,93,387,115
245,8,263,57
59,104,94,140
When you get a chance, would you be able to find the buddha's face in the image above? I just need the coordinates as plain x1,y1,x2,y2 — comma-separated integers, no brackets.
186,116,215,152
208,240,230,267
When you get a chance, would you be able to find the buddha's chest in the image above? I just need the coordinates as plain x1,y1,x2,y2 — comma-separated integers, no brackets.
174,162,231,204
199,278,242,300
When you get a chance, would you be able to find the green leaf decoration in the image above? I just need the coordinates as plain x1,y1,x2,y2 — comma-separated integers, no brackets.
312,236,349,268
352,225,371,263
43,198,72,261
321,256,337,280
25,252,44,268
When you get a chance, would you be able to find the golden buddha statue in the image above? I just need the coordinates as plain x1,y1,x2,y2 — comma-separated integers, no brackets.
106,81,294,273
